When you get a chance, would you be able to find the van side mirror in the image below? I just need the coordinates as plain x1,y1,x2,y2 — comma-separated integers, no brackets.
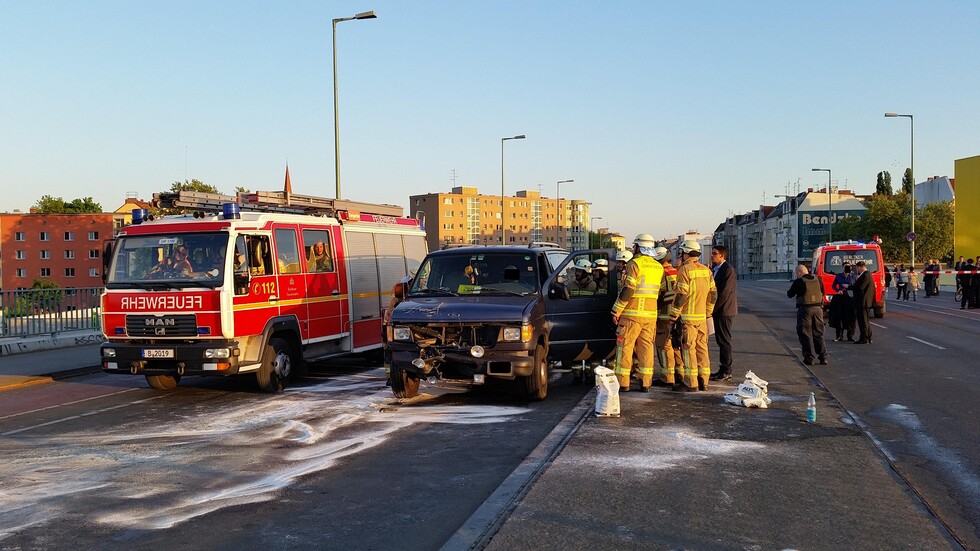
549,281,570,301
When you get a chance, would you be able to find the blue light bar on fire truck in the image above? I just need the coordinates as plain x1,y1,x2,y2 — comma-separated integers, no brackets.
222,202,242,220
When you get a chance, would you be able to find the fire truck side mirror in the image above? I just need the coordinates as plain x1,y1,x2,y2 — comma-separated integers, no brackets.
234,270,250,295
102,240,114,285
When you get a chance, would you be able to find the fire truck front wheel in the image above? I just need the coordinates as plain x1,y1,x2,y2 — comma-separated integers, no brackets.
257,337,293,393
146,374,181,390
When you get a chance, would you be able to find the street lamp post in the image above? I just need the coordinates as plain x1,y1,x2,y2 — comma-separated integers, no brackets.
556,179,573,246
812,168,832,243
332,10,377,200
500,134,525,245
885,112,915,266
590,216,602,248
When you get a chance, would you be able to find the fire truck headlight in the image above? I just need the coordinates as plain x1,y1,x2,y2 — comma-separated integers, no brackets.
393,327,413,341
102,348,117,358
204,348,231,359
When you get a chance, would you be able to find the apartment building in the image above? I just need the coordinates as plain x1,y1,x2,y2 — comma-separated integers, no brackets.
0,212,114,290
409,186,593,252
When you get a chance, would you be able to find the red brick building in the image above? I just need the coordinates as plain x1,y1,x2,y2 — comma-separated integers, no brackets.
0,213,114,290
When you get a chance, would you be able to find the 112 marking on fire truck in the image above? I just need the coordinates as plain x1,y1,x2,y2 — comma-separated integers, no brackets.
99,190,427,392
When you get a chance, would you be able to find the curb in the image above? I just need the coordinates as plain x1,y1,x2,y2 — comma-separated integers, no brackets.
0,364,102,393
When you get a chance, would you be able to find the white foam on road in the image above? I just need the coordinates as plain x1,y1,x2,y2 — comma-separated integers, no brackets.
0,374,528,537
878,403,980,500
559,424,768,472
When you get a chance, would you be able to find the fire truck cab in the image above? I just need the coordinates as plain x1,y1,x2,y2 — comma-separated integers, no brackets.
811,239,886,318
99,190,426,391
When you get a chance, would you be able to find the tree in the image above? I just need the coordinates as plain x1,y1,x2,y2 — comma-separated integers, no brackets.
32,195,103,214
170,179,220,194
914,201,955,263
901,168,914,194
875,171,893,195
153,179,224,215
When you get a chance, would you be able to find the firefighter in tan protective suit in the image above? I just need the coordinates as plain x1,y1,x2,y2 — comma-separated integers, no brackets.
611,234,664,392
652,246,681,386
668,240,717,392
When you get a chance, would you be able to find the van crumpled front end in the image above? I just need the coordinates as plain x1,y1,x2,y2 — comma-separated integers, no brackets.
388,322,535,381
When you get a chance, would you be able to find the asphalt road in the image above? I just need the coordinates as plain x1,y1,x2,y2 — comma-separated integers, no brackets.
741,280,980,549
0,360,590,550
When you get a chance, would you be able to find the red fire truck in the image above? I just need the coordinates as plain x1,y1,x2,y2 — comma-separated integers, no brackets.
811,239,887,318
99,190,426,391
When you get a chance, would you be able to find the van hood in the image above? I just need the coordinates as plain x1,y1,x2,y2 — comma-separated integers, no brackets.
392,296,533,324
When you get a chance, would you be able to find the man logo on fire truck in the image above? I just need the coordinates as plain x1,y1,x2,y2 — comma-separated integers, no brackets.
100,190,426,392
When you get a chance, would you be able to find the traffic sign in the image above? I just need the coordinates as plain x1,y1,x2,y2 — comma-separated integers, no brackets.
906,232,916,242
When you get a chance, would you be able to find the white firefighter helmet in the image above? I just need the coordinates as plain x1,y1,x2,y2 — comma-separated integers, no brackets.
679,239,702,254
592,258,609,272
574,258,593,273
633,233,656,248
615,250,633,263
652,246,669,261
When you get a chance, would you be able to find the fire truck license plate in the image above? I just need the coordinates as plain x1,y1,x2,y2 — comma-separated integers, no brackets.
142,349,175,359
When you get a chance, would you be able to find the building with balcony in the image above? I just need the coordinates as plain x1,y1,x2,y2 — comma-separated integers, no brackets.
0,212,114,290
409,186,592,252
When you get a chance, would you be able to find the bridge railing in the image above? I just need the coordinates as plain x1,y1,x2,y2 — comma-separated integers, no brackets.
0,287,103,337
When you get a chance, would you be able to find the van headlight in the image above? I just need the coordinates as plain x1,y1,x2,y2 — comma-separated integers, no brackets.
502,325,532,342
393,327,413,341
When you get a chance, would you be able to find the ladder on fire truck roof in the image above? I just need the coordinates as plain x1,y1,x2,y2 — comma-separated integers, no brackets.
152,190,405,218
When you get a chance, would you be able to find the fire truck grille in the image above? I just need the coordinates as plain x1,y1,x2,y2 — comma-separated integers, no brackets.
126,314,199,337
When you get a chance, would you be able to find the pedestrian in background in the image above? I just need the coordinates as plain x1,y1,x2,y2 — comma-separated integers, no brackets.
907,268,919,301
895,266,909,300
961,258,978,310
787,264,828,365
853,261,875,344
829,262,856,341
709,245,737,382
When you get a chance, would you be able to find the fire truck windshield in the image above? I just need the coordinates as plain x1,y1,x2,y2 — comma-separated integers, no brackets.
106,233,231,287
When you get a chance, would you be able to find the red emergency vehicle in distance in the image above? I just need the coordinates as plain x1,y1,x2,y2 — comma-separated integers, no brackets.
810,239,887,318
99,190,426,392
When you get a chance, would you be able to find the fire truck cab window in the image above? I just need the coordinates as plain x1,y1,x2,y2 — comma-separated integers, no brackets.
103,233,228,287
247,235,273,276
302,229,335,272
274,228,301,274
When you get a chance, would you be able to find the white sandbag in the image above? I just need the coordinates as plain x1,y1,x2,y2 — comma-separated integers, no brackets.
594,366,620,417
723,371,772,408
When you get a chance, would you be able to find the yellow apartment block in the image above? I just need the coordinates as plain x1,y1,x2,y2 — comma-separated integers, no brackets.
410,186,592,252
955,155,980,261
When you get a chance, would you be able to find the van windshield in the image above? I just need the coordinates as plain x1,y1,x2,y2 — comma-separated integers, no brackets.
823,250,880,275
410,252,539,296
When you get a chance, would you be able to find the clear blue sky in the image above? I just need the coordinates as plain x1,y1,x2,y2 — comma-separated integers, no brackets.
2,1,978,242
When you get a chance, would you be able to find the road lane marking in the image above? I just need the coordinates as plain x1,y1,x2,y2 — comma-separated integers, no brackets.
889,301,980,321
871,322,887,329
1,393,171,436
906,336,945,350
0,388,140,422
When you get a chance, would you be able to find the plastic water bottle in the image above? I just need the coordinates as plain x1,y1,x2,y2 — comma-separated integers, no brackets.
806,392,817,423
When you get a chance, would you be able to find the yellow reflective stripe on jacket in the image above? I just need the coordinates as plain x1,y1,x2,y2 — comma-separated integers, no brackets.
657,267,678,320
669,258,717,321
612,255,663,319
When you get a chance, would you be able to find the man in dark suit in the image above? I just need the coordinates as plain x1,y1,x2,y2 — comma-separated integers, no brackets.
709,245,738,381
852,261,875,344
